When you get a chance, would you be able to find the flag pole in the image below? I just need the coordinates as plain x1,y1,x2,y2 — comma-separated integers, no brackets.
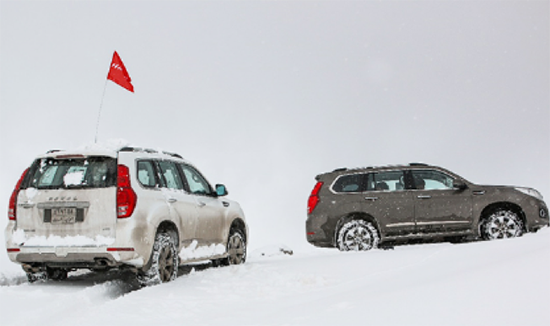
94,79,109,143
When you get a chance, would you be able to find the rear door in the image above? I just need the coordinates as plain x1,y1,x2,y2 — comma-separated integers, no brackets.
365,170,416,237
410,169,472,234
17,155,118,245
153,160,200,247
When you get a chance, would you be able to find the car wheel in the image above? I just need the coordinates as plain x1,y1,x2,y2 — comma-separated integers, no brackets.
139,231,179,286
227,229,247,265
214,228,247,267
481,209,523,240
337,220,379,251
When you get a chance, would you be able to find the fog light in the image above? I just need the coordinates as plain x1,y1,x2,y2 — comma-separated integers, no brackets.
540,208,547,218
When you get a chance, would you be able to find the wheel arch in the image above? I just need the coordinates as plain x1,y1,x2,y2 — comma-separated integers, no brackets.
229,218,247,242
333,212,380,247
156,220,180,249
139,219,180,275
479,202,526,233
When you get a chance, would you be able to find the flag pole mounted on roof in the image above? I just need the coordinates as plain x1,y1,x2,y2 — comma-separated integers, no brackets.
94,51,134,143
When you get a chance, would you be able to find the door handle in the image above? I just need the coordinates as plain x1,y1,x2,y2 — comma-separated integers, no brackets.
197,201,206,207
365,197,379,201
417,195,431,199
168,198,177,203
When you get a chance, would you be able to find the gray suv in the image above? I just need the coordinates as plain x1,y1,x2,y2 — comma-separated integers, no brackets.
306,163,548,251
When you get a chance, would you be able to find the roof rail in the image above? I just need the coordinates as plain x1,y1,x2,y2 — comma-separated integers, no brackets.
119,147,183,159
409,162,429,167
46,149,62,154
162,151,183,159
119,147,157,154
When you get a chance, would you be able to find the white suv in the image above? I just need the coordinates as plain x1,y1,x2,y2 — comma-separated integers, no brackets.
5,146,248,285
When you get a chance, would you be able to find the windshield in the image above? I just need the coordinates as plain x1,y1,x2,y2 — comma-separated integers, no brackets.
25,156,117,189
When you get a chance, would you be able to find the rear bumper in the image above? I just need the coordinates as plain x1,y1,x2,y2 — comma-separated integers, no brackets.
6,246,143,269
5,221,146,269
306,214,334,247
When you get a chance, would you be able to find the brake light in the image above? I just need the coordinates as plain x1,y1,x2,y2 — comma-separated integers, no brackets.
307,181,324,214
8,168,29,221
117,164,137,218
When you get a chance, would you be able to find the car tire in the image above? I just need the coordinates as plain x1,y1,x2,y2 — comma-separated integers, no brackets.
227,229,247,265
214,228,247,267
337,219,379,251
481,209,523,240
138,231,179,286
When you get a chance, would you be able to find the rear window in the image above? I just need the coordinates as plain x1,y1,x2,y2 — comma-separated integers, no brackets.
332,174,366,193
24,156,117,189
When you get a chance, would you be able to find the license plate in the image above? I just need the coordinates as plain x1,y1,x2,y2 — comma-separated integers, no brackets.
51,208,77,224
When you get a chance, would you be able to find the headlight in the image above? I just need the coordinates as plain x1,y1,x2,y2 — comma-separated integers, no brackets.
515,187,544,201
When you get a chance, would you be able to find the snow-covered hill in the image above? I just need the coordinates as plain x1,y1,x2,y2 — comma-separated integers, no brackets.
1,229,548,326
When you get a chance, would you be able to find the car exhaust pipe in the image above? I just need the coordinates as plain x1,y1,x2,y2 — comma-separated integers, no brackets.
22,263,45,274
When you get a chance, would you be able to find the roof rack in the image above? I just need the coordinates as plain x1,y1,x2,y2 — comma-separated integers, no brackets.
409,162,429,167
119,147,183,159
162,151,183,159
332,167,347,172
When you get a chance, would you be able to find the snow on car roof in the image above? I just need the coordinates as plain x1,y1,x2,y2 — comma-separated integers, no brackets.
35,139,187,161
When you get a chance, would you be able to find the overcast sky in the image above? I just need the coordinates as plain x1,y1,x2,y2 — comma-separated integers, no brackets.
1,0,548,248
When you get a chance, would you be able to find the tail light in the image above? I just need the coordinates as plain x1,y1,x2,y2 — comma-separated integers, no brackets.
8,168,29,221
307,181,324,214
117,164,137,218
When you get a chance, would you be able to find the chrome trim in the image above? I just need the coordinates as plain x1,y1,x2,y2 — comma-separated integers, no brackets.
37,202,90,209
383,230,472,241
386,222,415,228
416,221,471,226
386,221,471,228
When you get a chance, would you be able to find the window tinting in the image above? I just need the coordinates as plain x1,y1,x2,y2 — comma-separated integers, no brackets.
180,164,212,195
158,161,184,190
370,171,405,191
411,170,454,190
26,157,116,189
137,161,157,187
332,174,366,193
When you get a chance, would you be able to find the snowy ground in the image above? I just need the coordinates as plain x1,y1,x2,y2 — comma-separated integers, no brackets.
1,228,549,326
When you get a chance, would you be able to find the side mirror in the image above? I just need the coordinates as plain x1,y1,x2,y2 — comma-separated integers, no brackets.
453,179,468,190
215,184,228,197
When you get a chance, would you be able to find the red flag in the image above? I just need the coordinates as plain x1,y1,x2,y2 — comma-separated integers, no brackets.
107,51,134,92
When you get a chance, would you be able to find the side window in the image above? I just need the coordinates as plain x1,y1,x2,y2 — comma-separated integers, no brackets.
411,170,454,190
371,171,405,191
179,164,212,195
332,174,366,193
137,161,158,188
158,161,184,190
